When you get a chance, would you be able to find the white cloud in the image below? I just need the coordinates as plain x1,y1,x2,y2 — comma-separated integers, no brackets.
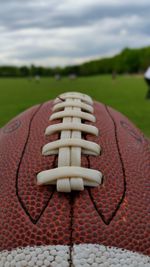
0,0,150,66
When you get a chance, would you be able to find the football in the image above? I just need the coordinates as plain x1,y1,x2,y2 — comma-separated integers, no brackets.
0,92,149,267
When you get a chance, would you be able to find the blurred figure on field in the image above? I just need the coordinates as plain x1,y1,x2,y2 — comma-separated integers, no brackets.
28,76,32,81
144,67,150,99
112,70,117,81
55,74,61,81
35,75,40,83
69,73,77,80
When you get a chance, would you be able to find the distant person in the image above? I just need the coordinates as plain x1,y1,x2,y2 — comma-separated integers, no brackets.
69,73,77,80
55,74,61,81
35,75,40,83
112,71,117,80
28,76,32,81
144,67,150,99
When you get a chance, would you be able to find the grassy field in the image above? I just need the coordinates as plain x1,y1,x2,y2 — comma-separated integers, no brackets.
0,75,149,137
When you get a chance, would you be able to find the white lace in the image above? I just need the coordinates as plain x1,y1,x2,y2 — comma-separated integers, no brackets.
37,92,102,192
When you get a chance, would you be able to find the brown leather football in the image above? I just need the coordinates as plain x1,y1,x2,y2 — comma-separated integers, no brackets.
0,92,150,267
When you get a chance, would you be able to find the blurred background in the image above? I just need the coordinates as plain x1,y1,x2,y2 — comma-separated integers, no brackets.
0,0,150,136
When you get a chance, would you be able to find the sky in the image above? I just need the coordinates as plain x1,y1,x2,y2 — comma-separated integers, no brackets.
0,0,150,67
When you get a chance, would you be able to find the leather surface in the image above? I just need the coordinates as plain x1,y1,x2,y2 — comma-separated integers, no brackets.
0,100,149,256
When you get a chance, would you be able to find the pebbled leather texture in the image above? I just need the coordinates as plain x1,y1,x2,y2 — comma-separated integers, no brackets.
0,100,149,256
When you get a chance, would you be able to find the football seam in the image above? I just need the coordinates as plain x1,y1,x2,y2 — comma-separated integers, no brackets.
88,104,127,225
15,104,55,225
69,192,75,267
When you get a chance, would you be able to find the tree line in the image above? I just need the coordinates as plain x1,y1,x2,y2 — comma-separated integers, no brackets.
0,46,150,77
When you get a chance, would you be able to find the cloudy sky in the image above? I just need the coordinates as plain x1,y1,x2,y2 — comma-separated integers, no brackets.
0,0,150,67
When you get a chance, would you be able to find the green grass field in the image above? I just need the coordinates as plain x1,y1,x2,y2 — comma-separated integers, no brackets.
0,75,150,137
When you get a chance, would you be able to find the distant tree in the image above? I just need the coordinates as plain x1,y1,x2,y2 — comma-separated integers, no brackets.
1,45,150,77
20,66,30,77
